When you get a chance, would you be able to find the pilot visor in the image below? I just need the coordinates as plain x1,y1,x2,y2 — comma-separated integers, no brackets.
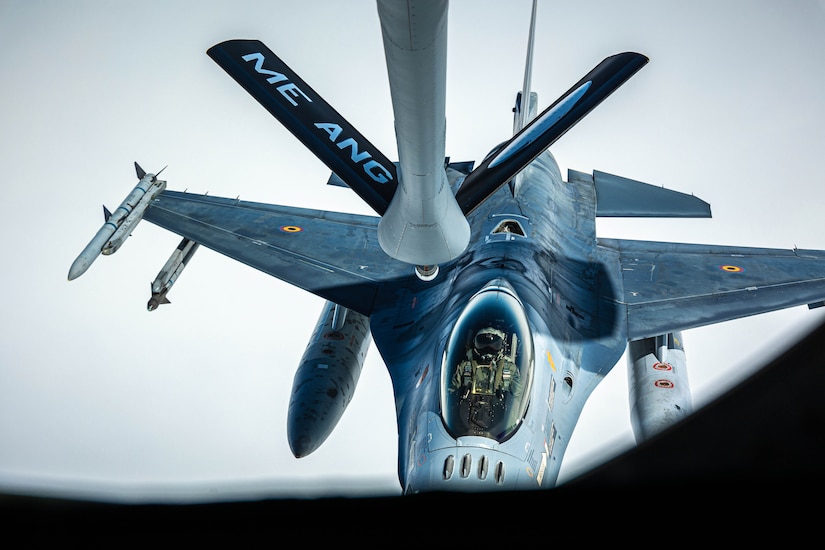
474,331,503,354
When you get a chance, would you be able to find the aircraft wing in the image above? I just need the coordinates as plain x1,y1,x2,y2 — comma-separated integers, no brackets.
143,190,411,316
599,238,825,340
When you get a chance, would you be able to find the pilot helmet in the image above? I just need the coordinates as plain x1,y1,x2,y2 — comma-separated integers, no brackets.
473,327,505,361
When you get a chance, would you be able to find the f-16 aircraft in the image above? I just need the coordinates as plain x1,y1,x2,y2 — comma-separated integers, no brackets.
68,0,825,493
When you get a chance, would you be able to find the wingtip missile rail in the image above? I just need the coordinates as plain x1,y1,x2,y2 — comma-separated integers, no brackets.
68,162,167,281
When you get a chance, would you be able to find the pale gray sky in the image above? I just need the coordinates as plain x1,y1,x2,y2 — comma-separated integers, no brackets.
2,0,825,501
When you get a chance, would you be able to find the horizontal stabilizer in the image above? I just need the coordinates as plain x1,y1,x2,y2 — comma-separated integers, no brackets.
570,169,712,217
601,238,825,340
455,52,649,215
207,39,398,215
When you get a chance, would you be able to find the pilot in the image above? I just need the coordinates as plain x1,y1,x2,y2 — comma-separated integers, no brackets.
452,327,522,400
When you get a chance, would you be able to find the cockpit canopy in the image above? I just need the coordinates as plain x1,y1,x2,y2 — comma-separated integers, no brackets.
440,279,534,442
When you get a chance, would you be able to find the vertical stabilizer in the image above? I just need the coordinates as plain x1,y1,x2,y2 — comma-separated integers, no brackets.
513,0,539,134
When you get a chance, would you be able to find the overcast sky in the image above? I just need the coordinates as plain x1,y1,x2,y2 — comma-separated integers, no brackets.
2,0,825,502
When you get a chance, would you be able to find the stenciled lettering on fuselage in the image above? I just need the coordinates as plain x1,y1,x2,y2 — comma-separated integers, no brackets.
241,52,394,185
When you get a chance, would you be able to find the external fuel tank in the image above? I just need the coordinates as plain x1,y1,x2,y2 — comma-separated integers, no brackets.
287,301,372,457
627,332,693,443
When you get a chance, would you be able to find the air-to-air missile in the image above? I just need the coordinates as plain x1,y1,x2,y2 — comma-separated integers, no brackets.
147,237,200,311
68,162,167,281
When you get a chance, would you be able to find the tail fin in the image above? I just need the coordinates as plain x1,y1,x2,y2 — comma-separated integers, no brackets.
513,0,539,134
135,162,147,180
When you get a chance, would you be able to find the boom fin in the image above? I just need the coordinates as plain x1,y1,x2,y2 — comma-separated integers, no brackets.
456,51,649,215
207,39,398,215
514,0,538,134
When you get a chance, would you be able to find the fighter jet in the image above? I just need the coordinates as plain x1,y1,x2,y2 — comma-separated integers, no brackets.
69,0,825,492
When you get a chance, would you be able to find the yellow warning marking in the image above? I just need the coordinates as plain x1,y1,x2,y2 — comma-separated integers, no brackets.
546,351,556,372
280,225,303,233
